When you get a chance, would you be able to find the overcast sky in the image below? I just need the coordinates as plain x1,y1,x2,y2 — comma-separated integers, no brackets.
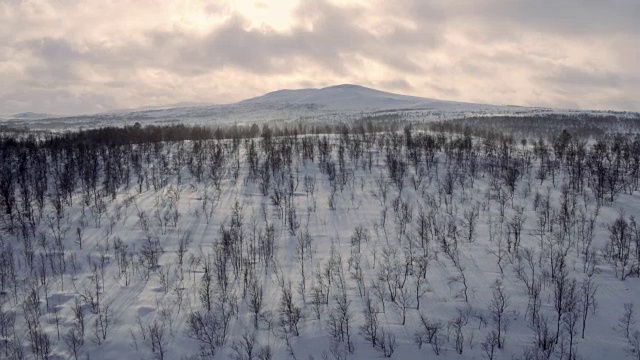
1,0,639,115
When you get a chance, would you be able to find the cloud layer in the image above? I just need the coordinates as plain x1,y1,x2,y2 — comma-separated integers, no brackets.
1,0,638,115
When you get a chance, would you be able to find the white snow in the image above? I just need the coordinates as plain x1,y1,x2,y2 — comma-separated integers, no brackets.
2,84,637,131
1,132,640,359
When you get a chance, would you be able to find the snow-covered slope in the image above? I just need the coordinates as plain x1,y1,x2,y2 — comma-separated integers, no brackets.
240,84,482,112
1,84,637,130
2,132,640,359
10,112,61,120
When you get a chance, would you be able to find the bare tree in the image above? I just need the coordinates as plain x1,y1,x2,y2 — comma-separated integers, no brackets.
63,328,84,360
449,315,465,355
462,203,480,243
580,275,598,339
296,229,312,301
199,261,214,312
507,205,526,254
360,293,379,348
377,327,396,358
395,286,413,325
607,214,633,280
414,314,443,355
143,319,168,360
481,331,499,360
93,301,112,345
304,175,316,211
248,279,264,329
372,278,388,314
279,280,302,336
619,302,636,339
50,306,62,341
231,329,258,360
177,230,192,272
488,279,510,349
530,314,556,358
72,297,85,338
412,273,429,311
553,256,573,342
562,282,580,360
327,287,353,352
75,224,85,249
257,344,273,360
628,331,640,360
185,311,225,358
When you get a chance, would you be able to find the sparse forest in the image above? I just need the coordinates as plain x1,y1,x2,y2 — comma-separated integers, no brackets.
1,119,640,359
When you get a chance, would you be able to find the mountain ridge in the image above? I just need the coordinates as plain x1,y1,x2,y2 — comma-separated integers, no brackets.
2,84,638,131
239,84,486,111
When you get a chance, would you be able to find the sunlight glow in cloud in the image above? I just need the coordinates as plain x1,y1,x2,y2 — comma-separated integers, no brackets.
1,0,638,115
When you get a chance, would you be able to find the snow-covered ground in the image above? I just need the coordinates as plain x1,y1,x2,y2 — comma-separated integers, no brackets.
2,84,637,131
1,130,640,360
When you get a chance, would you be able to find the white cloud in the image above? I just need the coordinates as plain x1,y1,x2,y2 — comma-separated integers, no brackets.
0,0,638,114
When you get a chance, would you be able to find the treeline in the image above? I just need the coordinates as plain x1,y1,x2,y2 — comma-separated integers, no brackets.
1,120,411,148
426,113,640,140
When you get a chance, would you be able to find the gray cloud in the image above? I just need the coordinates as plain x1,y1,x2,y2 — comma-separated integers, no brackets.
540,66,623,89
0,0,638,115
19,37,82,85
377,79,414,92
397,0,640,38
475,0,640,36
1,89,117,115
146,1,431,76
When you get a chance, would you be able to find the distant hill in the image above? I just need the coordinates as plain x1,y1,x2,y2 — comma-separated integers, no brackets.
2,84,637,131
240,84,503,112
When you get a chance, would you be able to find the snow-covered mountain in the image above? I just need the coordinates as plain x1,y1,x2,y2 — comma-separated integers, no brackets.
1,84,636,130
241,84,483,111
9,112,61,120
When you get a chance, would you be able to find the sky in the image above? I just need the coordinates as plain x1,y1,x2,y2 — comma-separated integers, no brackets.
1,0,639,115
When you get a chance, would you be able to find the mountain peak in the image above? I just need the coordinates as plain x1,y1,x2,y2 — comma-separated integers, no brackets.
323,84,369,90
241,83,441,111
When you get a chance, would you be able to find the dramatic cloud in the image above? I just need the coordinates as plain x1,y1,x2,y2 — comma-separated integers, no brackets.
1,0,638,115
